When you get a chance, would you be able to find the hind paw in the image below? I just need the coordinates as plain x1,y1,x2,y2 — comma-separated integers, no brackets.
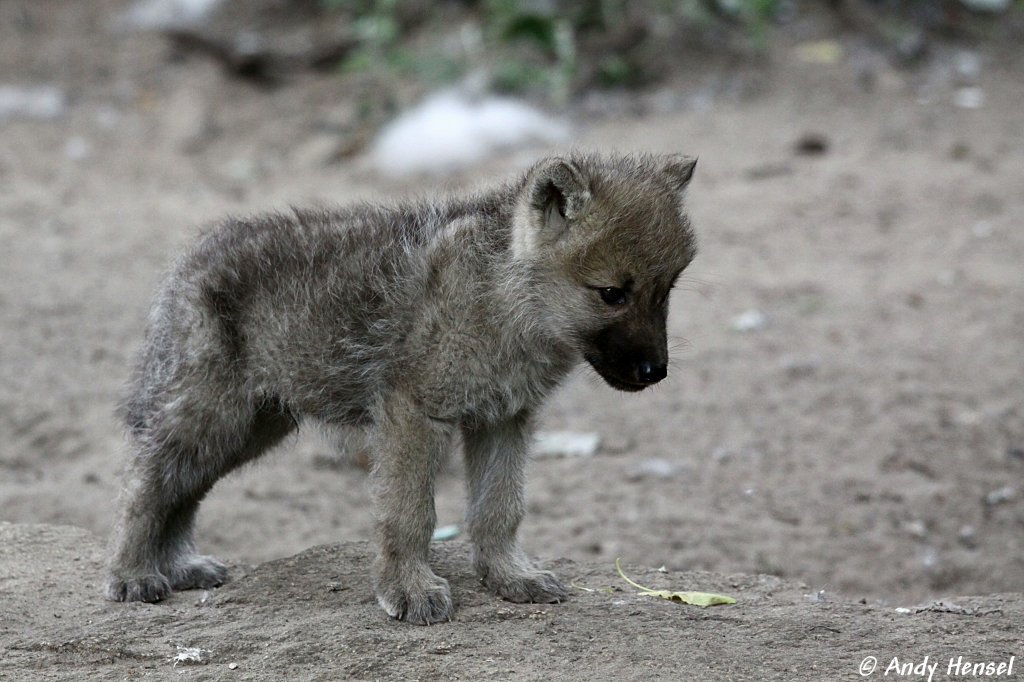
169,555,229,591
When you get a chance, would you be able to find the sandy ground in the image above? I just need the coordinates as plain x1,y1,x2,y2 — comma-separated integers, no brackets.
1,1,1022,678
3,523,1021,680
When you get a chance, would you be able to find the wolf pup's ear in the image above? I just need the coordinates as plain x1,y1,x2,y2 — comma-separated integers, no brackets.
528,157,590,243
662,154,698,197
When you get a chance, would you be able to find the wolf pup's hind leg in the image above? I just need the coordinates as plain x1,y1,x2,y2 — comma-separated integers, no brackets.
105,392,295,602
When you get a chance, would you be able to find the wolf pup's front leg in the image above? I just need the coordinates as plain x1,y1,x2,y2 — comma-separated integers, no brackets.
371,393,456,624
461,413,569,603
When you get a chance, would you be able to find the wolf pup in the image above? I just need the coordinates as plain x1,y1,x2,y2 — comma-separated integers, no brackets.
105,152,698,624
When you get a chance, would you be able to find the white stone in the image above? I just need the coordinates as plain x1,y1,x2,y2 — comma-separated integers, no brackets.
533,431,600,458
370,90,570,177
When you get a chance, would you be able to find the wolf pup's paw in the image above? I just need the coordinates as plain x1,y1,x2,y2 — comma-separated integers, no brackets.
168,555,229,591
486,568,569,604
376,569,453,625
104,572,172,603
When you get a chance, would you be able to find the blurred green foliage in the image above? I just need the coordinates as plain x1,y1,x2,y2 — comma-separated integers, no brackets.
316,0,1015,102
317,0,790,100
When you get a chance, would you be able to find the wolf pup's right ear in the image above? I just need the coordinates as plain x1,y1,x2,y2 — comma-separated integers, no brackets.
662,154,698,200
527,157,590,242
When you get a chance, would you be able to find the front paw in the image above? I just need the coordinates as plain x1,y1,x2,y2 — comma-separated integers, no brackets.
105,572,172,603
484,568,569,604
376,566,453,625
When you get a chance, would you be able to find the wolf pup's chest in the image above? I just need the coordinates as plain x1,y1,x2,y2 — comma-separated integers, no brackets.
407,327,570,423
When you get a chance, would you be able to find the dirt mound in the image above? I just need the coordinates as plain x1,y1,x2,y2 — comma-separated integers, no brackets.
1,523,1018,680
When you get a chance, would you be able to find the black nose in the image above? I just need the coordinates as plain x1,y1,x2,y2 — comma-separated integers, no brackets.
637,361,667,384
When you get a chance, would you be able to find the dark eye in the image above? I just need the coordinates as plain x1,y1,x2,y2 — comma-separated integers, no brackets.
598,287,626,305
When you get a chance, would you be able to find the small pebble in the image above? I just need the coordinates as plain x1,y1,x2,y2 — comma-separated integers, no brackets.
903,520,927,539
957,525,977,549
984,486,1016,506
953,87,985,110
711,446,733,463
229,662,239,670
0,84,66,121
431,524,460,542
805,590,827,603
959,0,1010,11
731,309,767,332
533,431,601,458
894,607,912,614
626,458,679,481
971,220,993,238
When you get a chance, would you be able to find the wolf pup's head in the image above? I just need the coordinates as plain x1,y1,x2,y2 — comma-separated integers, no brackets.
513,152,697,392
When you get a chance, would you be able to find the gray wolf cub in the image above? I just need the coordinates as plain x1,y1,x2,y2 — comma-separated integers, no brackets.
106,152,698,624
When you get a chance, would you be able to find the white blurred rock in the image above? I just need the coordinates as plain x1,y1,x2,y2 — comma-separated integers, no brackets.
959,0,1010,11
903,520,927,539
370,91,570,177
730,309,767,332
626,458,680,481
0,85,66,121
957,524,977,548
711,446,734,463
971,220,993,238
431,524,460,542
805,589,827,603
954,87,985,110
122,0,221,29
170,645,207,666
533,431,600,459
984,485,1016,506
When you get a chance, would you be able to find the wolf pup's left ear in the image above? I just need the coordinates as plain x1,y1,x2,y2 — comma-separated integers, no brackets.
662,154,698,197
528,157,591,244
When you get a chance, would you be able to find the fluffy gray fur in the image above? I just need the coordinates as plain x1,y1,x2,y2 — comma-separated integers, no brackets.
106,152,698,624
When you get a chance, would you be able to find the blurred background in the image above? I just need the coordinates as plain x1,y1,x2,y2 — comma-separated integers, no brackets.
1,0,1022,605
